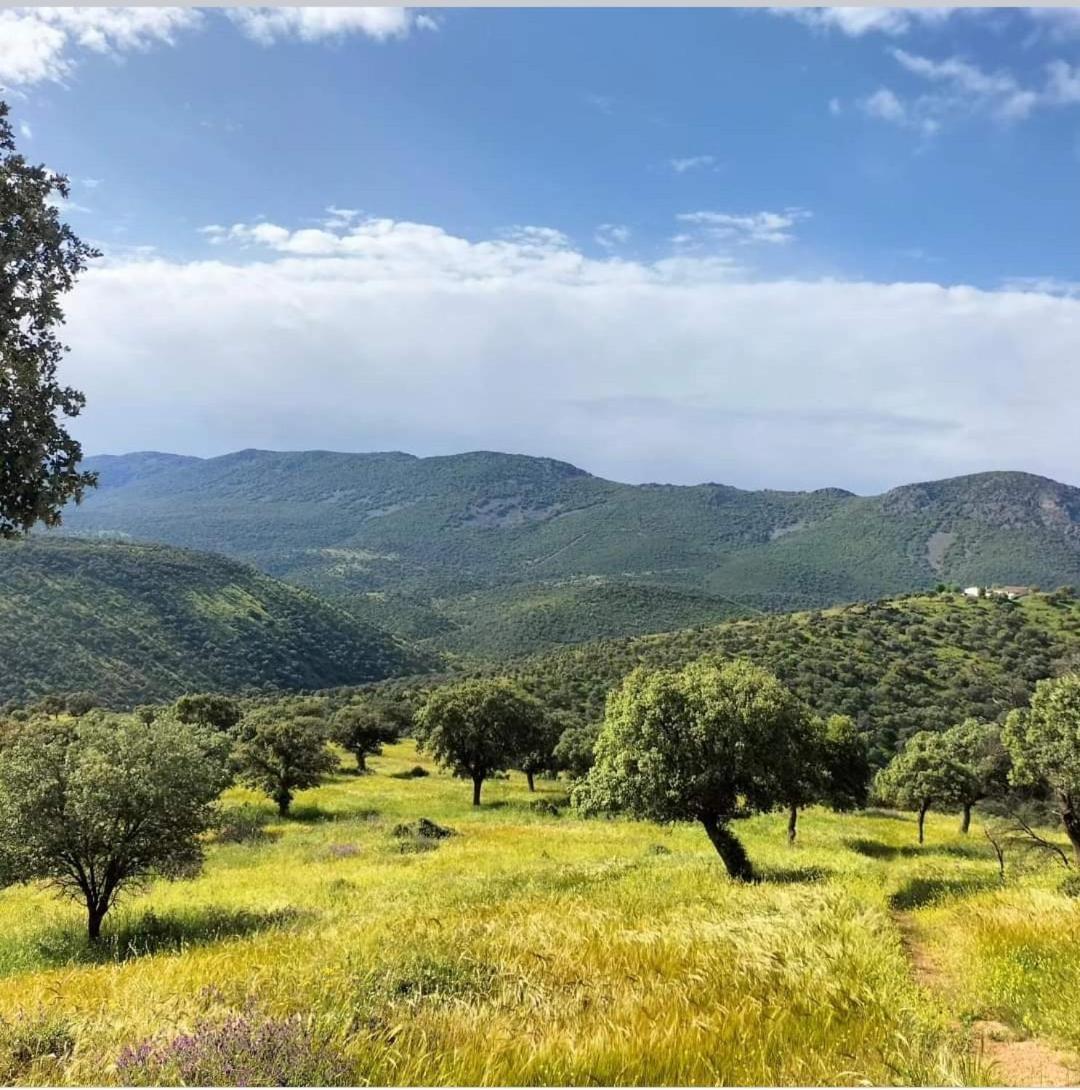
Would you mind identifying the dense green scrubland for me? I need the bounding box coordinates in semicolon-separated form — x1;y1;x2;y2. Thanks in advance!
0;741;1075;1086
0;538;433;707
371;590;1080;765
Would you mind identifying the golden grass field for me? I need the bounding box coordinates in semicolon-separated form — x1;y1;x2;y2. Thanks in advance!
0;740;1077;1086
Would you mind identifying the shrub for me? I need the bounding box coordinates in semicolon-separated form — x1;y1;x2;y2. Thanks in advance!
1062;874;1080;899
116;1011;352;1086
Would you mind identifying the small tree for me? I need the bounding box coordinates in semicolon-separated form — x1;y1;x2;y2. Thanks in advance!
233;707;338;816
414;679;544;806
518;713;563;791
174;693;242;733
1;101;99;537
940;718;1011;833
330;701;401;772
782;713;872;844
574;659;815;880
0;712;230;940
873;731;969;843
1003;675;1080;864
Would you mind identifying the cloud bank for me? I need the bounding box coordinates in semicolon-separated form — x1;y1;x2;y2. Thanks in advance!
56;214;1080;494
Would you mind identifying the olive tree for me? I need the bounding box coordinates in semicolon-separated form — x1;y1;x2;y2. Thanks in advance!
1;101;99;537
414;679;544;806
1003;674;1080;864
573;659;815;880
873;731;969;843
233;704;338;816
0;712;230;940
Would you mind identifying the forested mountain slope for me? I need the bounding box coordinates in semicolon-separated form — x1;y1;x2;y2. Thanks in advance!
0;538;434;707
57;449;1080;655
372;590;1080;765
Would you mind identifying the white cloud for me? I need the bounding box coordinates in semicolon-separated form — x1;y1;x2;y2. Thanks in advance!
772;7;954;38
0;7;201;87
595;224;631;250
63;215;1080;492
82;177;102;189
856;50;1080;134
861;87;906;123
18;120;31;139
226;7;429;45
669;155;716;174
828;97;842;116
677;209;810;245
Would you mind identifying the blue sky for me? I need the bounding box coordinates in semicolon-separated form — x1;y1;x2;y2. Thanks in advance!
4;7;1080;491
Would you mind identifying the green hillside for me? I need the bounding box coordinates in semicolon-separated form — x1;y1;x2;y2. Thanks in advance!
0;538;434;707
371;590;1080;765
55;449;1080;655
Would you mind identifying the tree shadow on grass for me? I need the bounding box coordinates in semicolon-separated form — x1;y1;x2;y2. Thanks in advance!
757;864;833;885
845;837;903;860
287;804;338;823
33;905;309;968
888;875;1000;911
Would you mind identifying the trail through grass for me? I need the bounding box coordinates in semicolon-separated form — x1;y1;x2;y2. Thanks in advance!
0;741;1075;1085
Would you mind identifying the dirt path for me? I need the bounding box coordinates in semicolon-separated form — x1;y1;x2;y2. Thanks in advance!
892;910;1080;1087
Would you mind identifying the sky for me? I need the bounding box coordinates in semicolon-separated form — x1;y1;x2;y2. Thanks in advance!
3;5;1080;493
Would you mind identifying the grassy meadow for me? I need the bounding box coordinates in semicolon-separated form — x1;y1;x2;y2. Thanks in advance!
0;740;1077;1086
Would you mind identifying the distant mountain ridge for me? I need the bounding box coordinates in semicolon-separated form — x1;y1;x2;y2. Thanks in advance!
55;448;1080;656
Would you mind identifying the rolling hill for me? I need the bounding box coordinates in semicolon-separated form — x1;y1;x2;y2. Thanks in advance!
54;448;1080;656
0;537;435;707
371;589;1080;766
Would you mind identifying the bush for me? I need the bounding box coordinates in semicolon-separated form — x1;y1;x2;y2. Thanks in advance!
390;818;454;853
115;1011;352;1086
391;765;429;779
1061;874;1080;899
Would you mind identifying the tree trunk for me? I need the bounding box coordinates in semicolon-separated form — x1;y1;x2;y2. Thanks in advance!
357;752;367;772
918;802;929;844
526;770;535;792
276;788;291;817
1062;794;1080;866
87;903;105;942
960;802;972;835
787;803;798;844
472;775;483;807
701;816;755;881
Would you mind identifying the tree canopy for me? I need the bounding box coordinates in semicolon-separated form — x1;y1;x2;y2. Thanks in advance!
0;101;99;537
0;712;230;939
1003;674;1080;863
873;731;970;843
573;658;814;880
414;679;545;805
233;703;338;816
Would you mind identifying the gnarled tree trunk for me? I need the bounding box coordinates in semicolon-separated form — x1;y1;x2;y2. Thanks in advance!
918;801;929;844
1061;792;1080;866
701;816;755;881
472;775;483;807
787;803;798;844
526;771;535;792
960;802;972;835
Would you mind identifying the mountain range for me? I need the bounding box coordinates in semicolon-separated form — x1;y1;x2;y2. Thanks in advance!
52;449;1080;658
